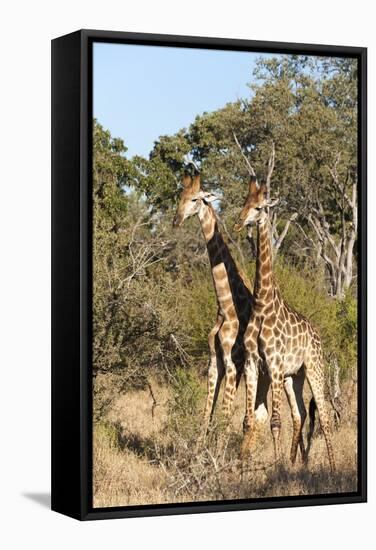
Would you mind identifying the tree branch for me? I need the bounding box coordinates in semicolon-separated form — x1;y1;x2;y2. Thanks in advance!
274;212;298;253
232;132;256;177
265;141;275;199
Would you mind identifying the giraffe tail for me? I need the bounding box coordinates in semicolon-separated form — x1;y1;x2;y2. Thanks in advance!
305;397;316;461
309;397;316;429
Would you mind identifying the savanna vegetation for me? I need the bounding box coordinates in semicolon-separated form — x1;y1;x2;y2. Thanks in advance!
93;54;358;507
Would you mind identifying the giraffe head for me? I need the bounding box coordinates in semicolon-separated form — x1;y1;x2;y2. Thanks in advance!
172;171;218;227
233;176;278;232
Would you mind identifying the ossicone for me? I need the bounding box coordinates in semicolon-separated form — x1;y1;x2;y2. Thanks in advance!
182;173;192;188
249;175;259;193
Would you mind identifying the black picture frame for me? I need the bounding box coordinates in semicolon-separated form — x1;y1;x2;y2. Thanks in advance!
51;29;367;521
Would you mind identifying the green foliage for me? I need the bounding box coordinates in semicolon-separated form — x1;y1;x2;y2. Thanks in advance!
169;367;205;418
335;290;358;372
131;131;191;210
177;270;217;357
94;421;120;451
167;367;205;442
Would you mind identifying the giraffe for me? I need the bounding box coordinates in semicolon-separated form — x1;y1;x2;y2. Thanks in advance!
173;171;253;434
234;175;335;472
173;170;310;459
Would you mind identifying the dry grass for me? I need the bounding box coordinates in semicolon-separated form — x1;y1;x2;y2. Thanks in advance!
93;375;358;508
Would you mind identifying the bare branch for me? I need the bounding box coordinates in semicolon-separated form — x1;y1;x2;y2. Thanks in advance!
146;380;159;419
265;141;275;198
296;222;318;251
232;132;256;176
307;215;336;274
274;212;298;253
314;200;340;260
328;154;355;213
328;152;341;185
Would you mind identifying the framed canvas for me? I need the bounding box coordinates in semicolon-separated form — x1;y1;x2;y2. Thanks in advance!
51;29;367;520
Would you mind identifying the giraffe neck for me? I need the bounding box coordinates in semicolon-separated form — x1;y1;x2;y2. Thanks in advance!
198;202;217;244
198;202;251;319
253;217;274;305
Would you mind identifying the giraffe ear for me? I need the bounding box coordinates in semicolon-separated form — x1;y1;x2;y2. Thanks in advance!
193;190;220;203
266;197;280;208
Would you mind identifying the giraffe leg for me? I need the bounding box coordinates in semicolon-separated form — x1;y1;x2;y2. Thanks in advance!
210;354;225;422
306;396;316;461
201;315;224;437
254;369;270;426
283;376;301;464
295;372;308;464
200;353;225;444
219;320;239;421
221;353;237;421
284;368;307;465
305;360;336;472
268;357;284;465
242;367;270;455
241;352;259;458
217;348;237;458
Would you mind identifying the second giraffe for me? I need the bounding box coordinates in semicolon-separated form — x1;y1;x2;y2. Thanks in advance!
234;175;335;472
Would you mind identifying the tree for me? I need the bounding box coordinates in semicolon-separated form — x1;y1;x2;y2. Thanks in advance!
128;55;357;298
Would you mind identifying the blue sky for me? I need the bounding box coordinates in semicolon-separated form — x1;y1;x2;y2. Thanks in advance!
93;43;266;159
